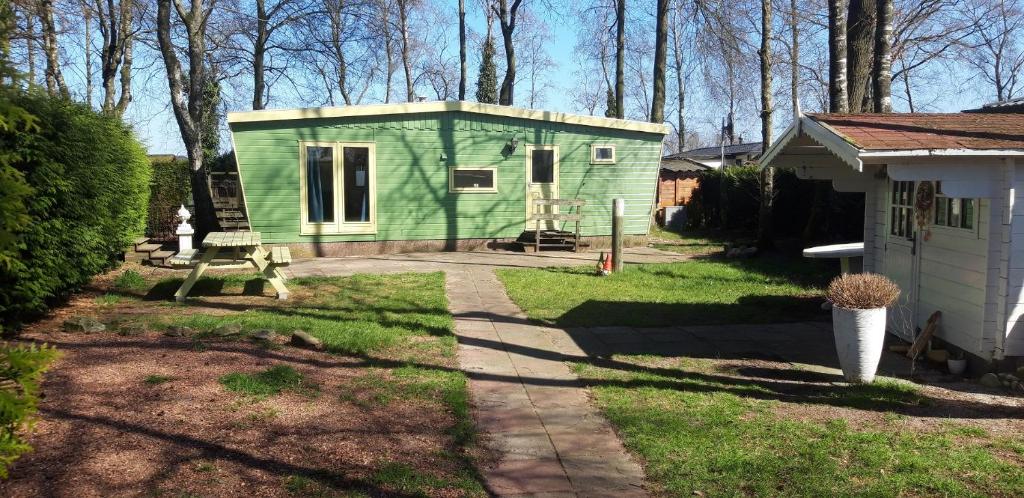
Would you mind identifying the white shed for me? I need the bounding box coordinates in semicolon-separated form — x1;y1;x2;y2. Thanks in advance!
762;112;1024;364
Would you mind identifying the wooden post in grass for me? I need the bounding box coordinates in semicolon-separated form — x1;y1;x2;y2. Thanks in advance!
612;198;624;272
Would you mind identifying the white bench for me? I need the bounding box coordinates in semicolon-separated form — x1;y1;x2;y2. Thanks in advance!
168;248;199;267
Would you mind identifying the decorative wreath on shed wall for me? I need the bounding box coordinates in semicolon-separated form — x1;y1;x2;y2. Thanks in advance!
915;181;935;239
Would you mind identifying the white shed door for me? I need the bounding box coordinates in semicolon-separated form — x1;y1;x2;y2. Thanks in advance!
884;180;919;342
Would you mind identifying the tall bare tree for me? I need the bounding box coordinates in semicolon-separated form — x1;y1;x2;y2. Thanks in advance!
90;0;138;116
494;0;522;105
962;0;1024;102
789;0;798;112
156;0;218;233
846;0;875;111
757;0;773;248
670;0;687;150
872;0;892;111
38;0;67;97
614;0;624;118
458;0;465;100
396;0;415;101
828;0;848;112
650;0;668;123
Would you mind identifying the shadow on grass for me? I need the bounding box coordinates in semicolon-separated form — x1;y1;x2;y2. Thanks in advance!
553;295;826;328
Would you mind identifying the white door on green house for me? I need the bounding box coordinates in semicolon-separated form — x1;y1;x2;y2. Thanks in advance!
526;145;559;231
885;180;920;342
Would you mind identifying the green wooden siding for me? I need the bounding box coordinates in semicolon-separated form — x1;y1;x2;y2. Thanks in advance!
230;110;664;244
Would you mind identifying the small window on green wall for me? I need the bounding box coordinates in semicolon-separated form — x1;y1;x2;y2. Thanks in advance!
450;167;497;193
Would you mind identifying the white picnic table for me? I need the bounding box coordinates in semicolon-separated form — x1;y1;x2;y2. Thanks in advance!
173;231;291;302
802;241;864;274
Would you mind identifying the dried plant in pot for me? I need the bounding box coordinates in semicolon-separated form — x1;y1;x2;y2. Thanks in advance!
826;273;900;383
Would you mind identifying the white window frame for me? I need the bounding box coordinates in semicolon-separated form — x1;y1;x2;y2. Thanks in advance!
932;187;979;235
590;144;616;164
449;166;498;193
298;141;377;235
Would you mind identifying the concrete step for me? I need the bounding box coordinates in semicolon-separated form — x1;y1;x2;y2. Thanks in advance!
133;237;151;250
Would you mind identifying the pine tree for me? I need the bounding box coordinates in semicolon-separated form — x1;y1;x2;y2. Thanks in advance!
604;87;616;118
476;36;498;104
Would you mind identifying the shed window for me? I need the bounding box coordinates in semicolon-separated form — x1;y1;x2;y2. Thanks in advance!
889;180;914;239
591;144;616;164
450;167;497;192
934;182;975;230
305;146;335;223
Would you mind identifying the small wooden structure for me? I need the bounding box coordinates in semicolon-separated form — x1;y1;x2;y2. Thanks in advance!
522;198;585;252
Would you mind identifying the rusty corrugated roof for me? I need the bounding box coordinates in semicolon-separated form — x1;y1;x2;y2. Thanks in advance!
807;113;1024;151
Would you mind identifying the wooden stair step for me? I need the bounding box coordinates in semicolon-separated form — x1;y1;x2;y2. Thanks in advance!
147;250;176;263
136;243;163;254
133;236;151;247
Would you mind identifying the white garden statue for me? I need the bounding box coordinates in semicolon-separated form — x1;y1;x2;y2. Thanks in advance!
176;205;194;252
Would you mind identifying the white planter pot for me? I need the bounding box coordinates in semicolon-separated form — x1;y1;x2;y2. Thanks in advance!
947;358;968;376
832;306;887;383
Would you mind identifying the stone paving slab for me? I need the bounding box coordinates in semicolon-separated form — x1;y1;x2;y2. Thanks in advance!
444;266;649;497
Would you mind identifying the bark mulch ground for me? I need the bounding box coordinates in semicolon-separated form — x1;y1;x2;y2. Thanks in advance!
0;265;487;498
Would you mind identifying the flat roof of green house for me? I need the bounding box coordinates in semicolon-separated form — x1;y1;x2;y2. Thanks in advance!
226;101;670;135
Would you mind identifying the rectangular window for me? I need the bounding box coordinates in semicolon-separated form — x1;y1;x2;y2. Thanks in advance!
531;149;555;183
343;146;371;222
305;146;334;223
889;180;914;238
450;167;497;192
933;183;976;230
300;142;376;234
591;144;616;164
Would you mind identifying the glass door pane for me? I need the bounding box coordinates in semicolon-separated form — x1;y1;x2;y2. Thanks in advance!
306;146;334;223
343;146;370;222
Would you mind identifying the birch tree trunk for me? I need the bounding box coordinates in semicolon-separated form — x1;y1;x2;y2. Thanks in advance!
328;0;352;105
97;0;135;117
872;0;892;112
828;0;848;112
614;0;624;118
38;0;69;98
758;0;774;249
458;0;466;100
649;0;668;123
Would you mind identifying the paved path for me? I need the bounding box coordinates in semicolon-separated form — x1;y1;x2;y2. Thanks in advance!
287;249;671;496
447;267;646;497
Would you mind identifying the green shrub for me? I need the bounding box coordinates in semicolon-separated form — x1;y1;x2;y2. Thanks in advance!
146;157;191;241
113;269;146;291
0;92;151;330
0;342;59;478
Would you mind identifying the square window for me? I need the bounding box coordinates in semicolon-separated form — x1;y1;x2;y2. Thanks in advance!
591;145;616;164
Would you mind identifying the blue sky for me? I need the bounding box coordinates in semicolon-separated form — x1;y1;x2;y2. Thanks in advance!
56;0;992;156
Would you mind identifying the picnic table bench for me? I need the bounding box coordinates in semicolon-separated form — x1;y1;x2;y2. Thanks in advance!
173;231;291;302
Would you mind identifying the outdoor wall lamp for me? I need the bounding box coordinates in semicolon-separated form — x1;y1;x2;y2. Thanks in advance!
508;136;519;153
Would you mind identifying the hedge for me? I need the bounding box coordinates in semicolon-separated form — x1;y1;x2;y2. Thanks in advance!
686;166;864;243
146;157;191;241
0;92;151;330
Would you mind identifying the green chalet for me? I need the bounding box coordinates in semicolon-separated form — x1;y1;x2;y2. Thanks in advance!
227;102;668;256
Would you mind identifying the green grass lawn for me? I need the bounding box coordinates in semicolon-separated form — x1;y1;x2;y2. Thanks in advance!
497;256;832;328
573;357;1024;497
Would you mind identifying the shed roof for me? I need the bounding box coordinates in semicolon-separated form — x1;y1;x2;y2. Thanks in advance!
227;101;669;135
808;113;1024;151
665;142;762;160
660;157;712;172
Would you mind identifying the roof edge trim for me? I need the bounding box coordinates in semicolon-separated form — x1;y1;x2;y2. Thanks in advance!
226;101;669;135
